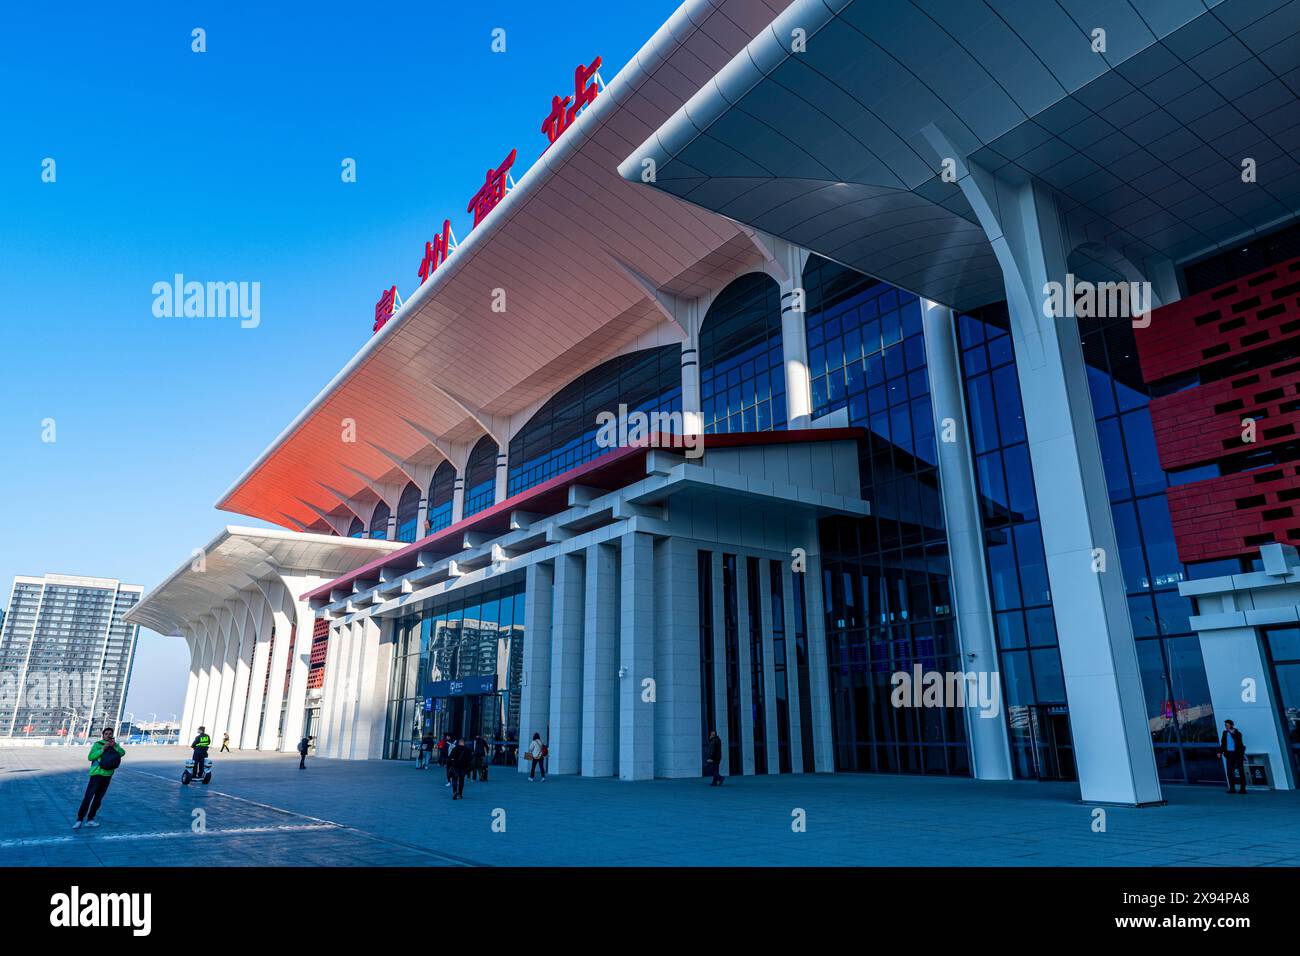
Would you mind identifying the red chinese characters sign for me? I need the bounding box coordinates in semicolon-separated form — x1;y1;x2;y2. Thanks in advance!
373;285;398;335
541;56;602;148
466;149;518;229
419;219;454;284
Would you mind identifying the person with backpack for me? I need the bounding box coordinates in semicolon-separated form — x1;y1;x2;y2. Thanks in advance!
418;732;434;769
527;732;547;781
297;736;310;769
472;734;489;781
73;727;124;829
448;738;471;799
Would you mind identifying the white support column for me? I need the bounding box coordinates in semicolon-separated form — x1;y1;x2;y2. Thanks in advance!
619;532;655;780
200;618;225;734
451;474;466;525
257;578;294;752
711;552;729;775
950;158;1162;805
224;599;255;749
800;549;835;773
241;594;274;750
920;297;1014;781
654;536;702;778
758;559;781;772
680;299;703;438
519;561;554;772
212;604;240;745
776;242;813;429
278;574;331;750
318;620;348;758
494;448;509;507
782;567;805;773
352;616;388;759
178;628;202;742
581;542;619;777
735;554;756;775
548;551;585;774
190;629;212;742
416;496;430;538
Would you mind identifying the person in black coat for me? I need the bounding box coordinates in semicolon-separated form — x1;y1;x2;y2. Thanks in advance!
1216;720;1247;793
448;738;472;799
704;730;725;786
297;736;310;769
472;734;489;781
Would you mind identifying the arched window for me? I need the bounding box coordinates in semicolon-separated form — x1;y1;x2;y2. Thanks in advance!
395;482;421;543
462;436;498;518
347;516;364;538
507;345;681;496
369;501;391;539
700;273;784;433
426;461;455;534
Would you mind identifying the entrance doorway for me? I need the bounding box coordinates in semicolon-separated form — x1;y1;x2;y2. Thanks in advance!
1028;704;1076;781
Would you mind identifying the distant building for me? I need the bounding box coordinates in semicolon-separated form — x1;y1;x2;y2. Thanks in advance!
0;574;142;738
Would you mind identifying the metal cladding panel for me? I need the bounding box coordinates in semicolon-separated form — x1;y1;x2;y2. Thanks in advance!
1134;254;1300;562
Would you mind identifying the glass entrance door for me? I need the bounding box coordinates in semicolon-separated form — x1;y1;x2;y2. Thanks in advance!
1028;704;1076;781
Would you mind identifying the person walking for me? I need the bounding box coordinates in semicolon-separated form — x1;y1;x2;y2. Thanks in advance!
73;727;124;829
1217;719;1248;794
705;730;725;786
448;737;471;799
191;726;212;779
527;732;547;781
472;734;489;782
297;735;310;770
418;732;434;770
220;732;231;753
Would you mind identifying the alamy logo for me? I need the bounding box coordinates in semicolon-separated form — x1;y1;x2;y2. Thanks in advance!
1042;274;1151;329
594;404;703;459
890;666;1001;718
152;274;260;328
50;886;151;937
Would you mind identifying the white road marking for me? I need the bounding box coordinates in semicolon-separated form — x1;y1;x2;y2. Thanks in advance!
0;823;338;850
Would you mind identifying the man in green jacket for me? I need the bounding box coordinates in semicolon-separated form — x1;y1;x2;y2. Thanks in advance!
73;727;124;829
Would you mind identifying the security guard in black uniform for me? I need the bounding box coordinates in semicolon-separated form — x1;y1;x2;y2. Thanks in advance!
191;726;212;778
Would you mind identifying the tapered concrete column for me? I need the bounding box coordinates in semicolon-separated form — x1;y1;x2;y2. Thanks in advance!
241;596;274;750
179;629;202;741
780;264;813;428
260;602;294;752
654;536;702;778
519;561;554;772
921;298;1014;781
548;552;585;774
757;559;781;772
735;555;756;774
279;574;331;749
800;549;836;773
385;514;398;540
341;616;368;758
190;630;212;741
581;543;618;776
212;605;240;744
416;496;429;538
952;161;1162;805
225;598;257;748
201;620;225;733
619;532;655;780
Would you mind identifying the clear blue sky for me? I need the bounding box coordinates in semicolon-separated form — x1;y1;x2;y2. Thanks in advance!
0;1;680;722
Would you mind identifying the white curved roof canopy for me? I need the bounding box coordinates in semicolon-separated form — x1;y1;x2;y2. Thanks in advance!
621;0;1300;310
217;0;794;531
124;527;401;635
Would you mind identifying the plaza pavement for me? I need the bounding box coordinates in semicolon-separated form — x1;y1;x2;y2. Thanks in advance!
2;745;1298;867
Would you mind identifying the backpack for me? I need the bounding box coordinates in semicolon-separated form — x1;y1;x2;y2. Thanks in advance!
97;745;122;771
539;743;549;758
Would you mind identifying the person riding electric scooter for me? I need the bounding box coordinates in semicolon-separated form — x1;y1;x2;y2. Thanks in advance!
190;727;212;780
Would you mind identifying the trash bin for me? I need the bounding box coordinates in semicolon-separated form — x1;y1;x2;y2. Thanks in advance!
1246;753;1272;790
